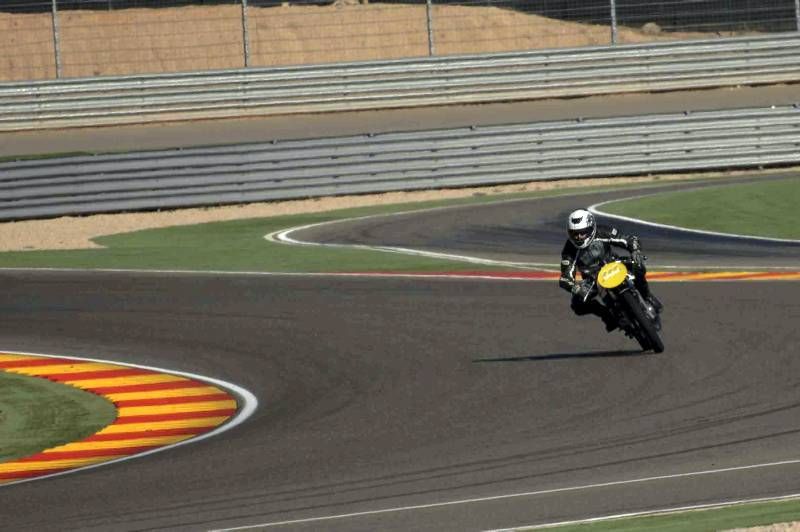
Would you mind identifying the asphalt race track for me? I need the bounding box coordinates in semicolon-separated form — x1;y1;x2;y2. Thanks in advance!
2;177;800;531
297;173;800;270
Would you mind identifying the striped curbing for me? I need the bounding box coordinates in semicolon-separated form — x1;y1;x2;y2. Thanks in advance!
0;353;240;484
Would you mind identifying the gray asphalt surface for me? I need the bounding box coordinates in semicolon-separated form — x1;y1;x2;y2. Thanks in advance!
2;178;800;531
298;173;800;269
1;84;798;157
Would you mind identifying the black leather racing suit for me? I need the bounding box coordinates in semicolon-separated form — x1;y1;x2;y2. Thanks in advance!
559;225;653;327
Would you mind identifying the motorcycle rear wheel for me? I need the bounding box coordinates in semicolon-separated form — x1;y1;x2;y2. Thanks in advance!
621;291;665;353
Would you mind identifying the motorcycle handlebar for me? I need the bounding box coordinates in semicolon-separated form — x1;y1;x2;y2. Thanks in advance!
613;254;648;264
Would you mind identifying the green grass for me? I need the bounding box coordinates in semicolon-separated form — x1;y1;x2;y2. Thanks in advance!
0;371;117;462
600;176;800;240
537;498;800;531
0;210;496;273
0;179;709;273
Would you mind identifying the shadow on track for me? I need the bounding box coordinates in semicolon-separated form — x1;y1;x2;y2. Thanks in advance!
474;349;644;363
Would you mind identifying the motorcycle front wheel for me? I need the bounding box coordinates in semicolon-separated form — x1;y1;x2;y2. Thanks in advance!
621;290;665;353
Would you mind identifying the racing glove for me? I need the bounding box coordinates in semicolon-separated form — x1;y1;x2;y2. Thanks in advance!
572;281;591;300
632;250;645;269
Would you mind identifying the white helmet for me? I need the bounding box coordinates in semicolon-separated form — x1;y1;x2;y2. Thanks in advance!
567;209;596;249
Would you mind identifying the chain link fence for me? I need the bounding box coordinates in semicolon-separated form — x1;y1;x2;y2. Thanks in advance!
2;0;799;81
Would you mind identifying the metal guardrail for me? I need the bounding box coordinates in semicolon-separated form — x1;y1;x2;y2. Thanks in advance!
1;34;799;131
0;104;798;220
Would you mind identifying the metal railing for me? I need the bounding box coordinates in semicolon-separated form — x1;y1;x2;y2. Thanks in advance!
0;104;797;220
2;33;799;131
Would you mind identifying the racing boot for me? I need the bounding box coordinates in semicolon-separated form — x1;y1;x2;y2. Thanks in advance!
636;280;663;330
636;277;662;314
603;317;619;332
599;308;619;332
647;294;663;314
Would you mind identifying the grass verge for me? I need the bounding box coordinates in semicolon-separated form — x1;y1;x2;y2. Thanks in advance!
0;178;718;272
537;498;800;531
0;371;117;462
0;210;498;272
599;176;800;240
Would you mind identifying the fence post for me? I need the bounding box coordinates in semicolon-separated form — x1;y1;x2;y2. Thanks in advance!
609;0;618;44
795;0;800;31
426;0;435;56
241;0;251;67
51;0;62;78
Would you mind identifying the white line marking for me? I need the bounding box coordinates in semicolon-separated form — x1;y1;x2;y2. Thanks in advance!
1;180;795;276
0;267;554;281
0;349;258;489
266;184;800;272
7;262;800;280
263;180;749;272
486;492;800;531
6;266;799;282
268;221;545;270
264;207;552;271
270;224;800;272
209;458;800;531
265;184;653;248
589;191;800;244
2;180;798;278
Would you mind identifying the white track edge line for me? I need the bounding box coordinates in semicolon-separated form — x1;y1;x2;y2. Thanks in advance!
0;349;258;489
0;267;557;280
263;203;553;271
486;492;800;531
267;222;546;271
262;180;741;272
2;267;800;279
589;191;800;244
209;458;800;531
1;181;796;275
1;179;794;275
266;182;800;271
268;224;800;273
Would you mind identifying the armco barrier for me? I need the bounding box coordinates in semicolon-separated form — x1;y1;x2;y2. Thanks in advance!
1;34;799;131
0;105;798;220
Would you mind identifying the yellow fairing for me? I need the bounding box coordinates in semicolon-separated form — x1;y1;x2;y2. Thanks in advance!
598;261;628;288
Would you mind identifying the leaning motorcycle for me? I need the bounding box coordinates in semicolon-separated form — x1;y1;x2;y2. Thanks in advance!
585;256;664;353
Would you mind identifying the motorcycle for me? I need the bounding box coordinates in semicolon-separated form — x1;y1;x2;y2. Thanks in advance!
584;255;664;353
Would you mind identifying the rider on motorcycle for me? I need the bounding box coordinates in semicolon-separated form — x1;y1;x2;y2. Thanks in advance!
559;209;661;331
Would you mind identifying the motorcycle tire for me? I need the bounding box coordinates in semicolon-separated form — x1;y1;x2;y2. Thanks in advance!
621;290;665;353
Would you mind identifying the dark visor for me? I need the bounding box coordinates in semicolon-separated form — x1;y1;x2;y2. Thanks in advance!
570;229;590;242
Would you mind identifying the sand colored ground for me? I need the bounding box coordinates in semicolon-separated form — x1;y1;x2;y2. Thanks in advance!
0;168;791;252
1;3;733;81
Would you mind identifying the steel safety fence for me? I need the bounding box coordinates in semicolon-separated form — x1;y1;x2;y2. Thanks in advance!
2;34;799;131
1;0;799;81
0;105;797;220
